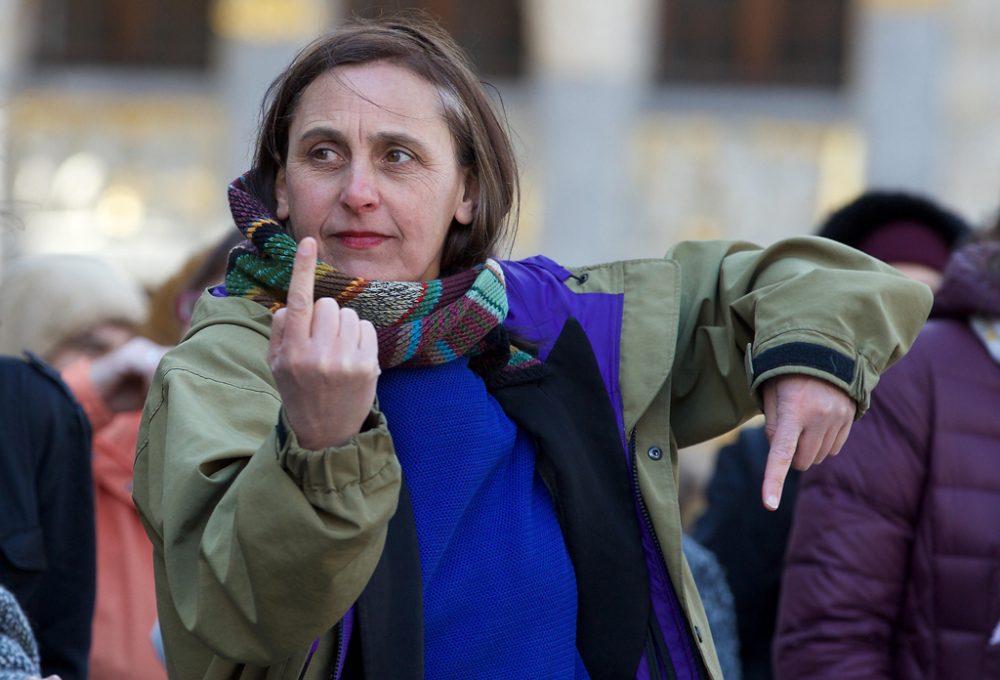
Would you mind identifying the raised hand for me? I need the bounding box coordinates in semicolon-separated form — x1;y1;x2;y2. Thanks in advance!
88;336;170;412
760;374;856;510
268;237;381;450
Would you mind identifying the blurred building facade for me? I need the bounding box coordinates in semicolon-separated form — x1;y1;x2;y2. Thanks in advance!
1;0;999;285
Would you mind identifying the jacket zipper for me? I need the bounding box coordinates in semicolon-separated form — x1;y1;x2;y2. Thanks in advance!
629;427;680;680
295;622;343;680
328;621;345;680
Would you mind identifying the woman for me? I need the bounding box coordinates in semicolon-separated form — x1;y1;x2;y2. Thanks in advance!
774;221;1000;678
133;16;932;680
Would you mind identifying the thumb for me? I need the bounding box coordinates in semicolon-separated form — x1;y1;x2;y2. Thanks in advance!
761;416;801;511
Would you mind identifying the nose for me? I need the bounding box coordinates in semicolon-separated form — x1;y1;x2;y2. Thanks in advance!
340;161;379;214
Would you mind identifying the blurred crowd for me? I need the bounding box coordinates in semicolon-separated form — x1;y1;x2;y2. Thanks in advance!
1;185;999;679
0;230;239;680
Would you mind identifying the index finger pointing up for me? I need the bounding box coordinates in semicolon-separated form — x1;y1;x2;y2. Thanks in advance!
283;236;318;341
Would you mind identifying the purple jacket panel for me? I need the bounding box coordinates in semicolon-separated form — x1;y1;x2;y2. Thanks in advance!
503;256;625;445
503;256;703;680
775;319;1000;680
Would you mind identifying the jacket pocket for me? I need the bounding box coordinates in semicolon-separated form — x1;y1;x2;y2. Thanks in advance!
0;526;48;572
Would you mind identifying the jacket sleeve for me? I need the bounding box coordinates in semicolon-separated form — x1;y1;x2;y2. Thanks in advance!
132;323;401;665
6;358;96;680
666;236;932;447
772;336;931;679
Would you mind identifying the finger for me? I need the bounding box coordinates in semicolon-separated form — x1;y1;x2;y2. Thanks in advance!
283;237;318;341
268;307;288;364
829;419;852;457
762;418;801;511
310;297;341;345
762;381;779;442
336;307;361;349
810;424;840;467
791;423;825;472
359;320;380;372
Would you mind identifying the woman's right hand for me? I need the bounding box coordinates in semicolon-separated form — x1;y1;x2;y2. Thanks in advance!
268;237;381;450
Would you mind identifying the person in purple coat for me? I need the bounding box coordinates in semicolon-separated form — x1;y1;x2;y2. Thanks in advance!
774;217;1000;679
692;190;972;680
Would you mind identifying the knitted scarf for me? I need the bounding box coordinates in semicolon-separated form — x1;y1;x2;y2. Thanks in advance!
223;175;543;386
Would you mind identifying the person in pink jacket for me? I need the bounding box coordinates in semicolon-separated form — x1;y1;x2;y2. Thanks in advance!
0;255;168;680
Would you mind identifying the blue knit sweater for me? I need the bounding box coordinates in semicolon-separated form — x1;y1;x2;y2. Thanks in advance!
377;358;588;679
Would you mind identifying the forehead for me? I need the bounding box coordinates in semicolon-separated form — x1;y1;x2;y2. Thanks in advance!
291;61;448;133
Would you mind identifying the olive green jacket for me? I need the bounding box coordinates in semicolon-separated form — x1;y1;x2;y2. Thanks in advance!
134;237;932;680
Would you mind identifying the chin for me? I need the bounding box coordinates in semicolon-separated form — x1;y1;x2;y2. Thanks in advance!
330;260;398;281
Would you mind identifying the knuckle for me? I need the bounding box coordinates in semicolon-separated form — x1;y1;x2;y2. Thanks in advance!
769;445;795;465
284;355;308;374
316;353;342;375
791;457;813;471
285;291;312;311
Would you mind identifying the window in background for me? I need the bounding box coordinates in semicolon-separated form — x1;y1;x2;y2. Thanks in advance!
346;0;524;78
34;0;211;69
659;0;850;87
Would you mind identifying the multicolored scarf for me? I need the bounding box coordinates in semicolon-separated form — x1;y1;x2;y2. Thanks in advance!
223;175;543;386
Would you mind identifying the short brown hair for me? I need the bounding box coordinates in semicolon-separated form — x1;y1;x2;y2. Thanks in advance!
247;13;519;274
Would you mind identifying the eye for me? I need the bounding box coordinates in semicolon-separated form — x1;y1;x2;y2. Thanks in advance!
385;148;414;164
310;146;342;162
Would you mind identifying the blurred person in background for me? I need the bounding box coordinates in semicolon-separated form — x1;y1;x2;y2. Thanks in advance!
0;255;168;680
132;15;931;680
774;215;1000;678
0;352;94;680
692;190;972;680
682;536;741;680
140;230;245;347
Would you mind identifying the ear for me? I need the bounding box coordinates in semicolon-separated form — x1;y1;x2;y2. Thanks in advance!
454;171;478;226
275;167;290;221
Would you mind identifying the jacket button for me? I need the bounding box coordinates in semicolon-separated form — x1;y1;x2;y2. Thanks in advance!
694;625;703;643
647;446;663;461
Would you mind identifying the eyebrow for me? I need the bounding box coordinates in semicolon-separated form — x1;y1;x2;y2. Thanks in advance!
295;126;432;157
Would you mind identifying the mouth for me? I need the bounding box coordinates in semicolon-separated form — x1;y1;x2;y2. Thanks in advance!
333;231;391;250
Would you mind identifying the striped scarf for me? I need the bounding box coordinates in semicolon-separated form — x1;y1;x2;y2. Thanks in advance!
223;175;542;386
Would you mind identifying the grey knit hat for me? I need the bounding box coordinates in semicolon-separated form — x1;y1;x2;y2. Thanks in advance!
0;585;41;679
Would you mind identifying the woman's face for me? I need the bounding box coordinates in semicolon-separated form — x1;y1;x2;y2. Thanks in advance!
47;322;133;371
275;61;476;281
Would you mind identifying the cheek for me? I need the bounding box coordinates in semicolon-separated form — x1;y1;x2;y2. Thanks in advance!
286;189;323;237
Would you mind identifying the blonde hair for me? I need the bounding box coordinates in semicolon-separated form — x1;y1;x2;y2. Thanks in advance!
0;254;147;360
